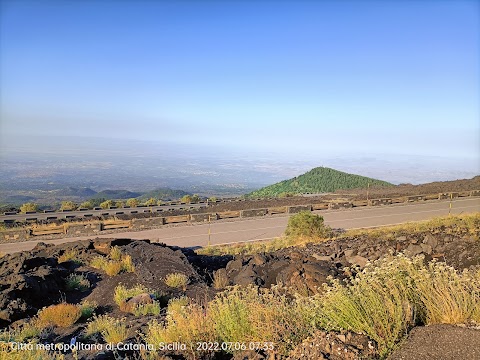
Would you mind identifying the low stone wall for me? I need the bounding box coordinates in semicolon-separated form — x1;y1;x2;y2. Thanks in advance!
165;215;189;224
287;205;312;213
329;202;353;209
312;203;329;210
268;206;287;214
190;213;218;222
217;211;241;219
240;209;267;217
406;195;425;202
368;198;392;206
471;190;480;197
1;229;30;243
131;217;165;229
66;223;103;235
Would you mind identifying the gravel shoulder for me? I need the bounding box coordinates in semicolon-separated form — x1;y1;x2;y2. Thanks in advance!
388;324;480;360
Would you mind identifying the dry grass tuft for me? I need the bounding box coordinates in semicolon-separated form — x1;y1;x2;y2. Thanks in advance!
113;284;161;316
132;302;161;316
36;303;82;328
90;247;135;276
164;273;188;290
104;261;123;276
109;246;122;261
0;320;45;343
213;270;229;289
85;315;129;343
114;284;150;306
142;253;480;358
58;249;81;264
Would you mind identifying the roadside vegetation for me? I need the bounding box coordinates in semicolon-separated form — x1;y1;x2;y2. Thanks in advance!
65;273;90;292
100;199;115;209
57;249;81;264
60;201;76;211
198;211;333;256
198;213;480;256
114;283;162;316
143;254;480;358
164;272;189;290
19;202;39;213
90;246;135;276
85;315;130;343
345;213;480;239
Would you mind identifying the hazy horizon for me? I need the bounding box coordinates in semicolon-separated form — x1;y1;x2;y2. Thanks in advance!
1;0;479;189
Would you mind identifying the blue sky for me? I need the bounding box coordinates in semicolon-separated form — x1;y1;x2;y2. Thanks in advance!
1;0;479;160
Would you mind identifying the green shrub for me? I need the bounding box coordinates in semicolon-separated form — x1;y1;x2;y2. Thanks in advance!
65;273;90;292
144;198;157;206
19;202;39;213
79;301;97;319
180;195;192;203
60;201;76;211
100;199;114;209
79;200;94;209
285;211;332;239
213;270;229;289
126;198;139;207
85;315;114;338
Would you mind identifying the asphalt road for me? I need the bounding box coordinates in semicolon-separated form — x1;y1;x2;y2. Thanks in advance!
1;198;478;254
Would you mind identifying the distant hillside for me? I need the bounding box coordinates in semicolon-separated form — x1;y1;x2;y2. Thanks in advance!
138;188;191;201
53;187;97;197
248;167;393;198
91;189;142;200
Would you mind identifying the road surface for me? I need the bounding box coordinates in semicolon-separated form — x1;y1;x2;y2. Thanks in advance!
1;198;478;254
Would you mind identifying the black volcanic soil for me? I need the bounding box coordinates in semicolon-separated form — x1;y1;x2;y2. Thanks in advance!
388;324;480;360
0;224;479;359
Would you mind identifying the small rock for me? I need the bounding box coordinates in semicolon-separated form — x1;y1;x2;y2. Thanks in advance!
423;234;438;249
93;242;111;255
406;244;423;257
312;254;332;262
347;255;368;268
122;293;154;313
420;244;433;255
